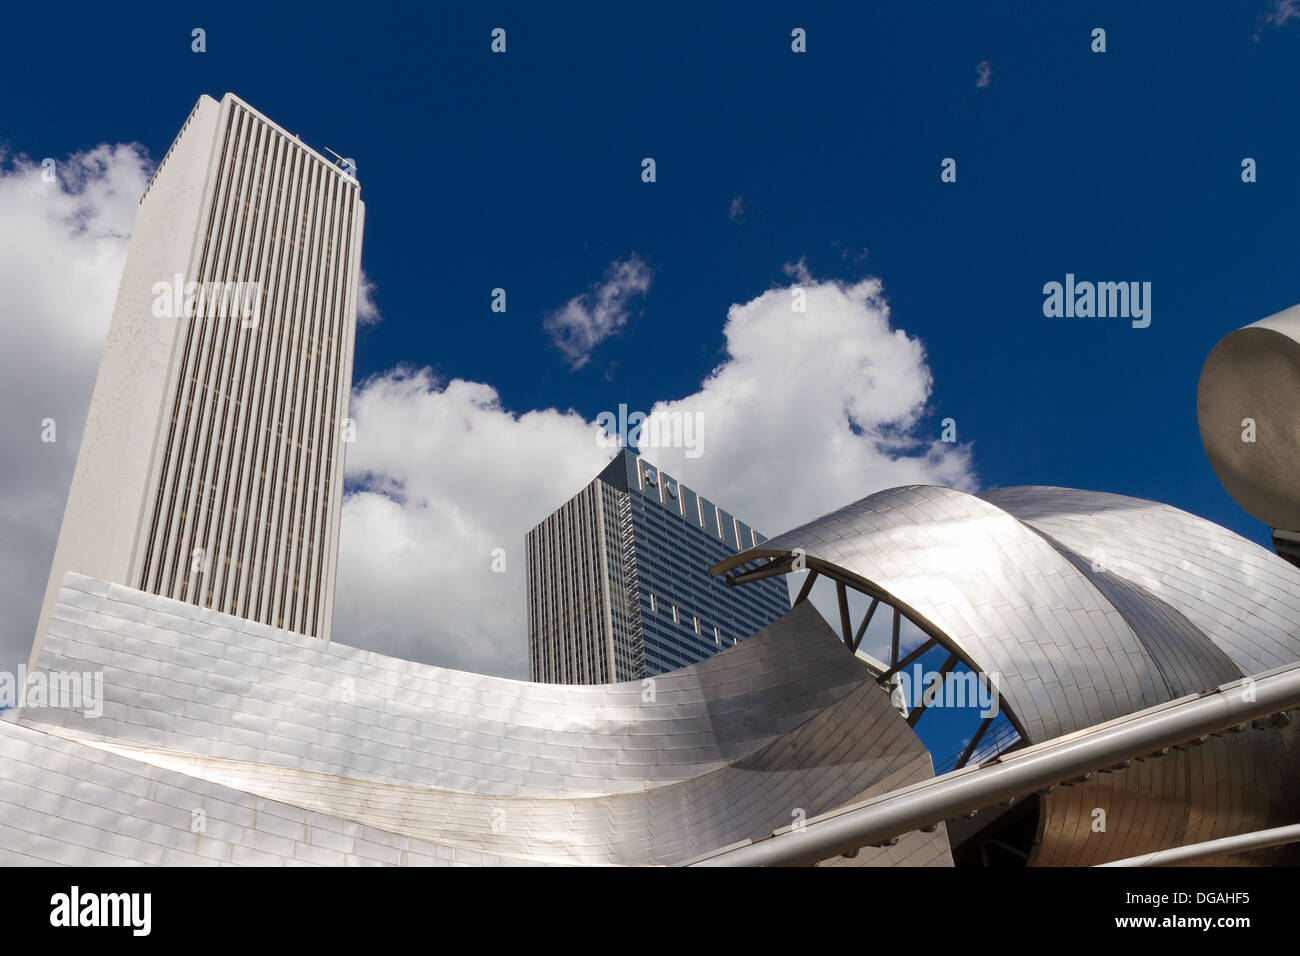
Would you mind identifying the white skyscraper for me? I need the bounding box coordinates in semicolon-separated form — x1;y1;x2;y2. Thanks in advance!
32;93;364;667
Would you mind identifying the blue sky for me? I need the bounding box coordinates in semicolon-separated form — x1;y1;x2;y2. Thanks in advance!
5;1;1294;538
1;3;1298;694
10;1;1294;541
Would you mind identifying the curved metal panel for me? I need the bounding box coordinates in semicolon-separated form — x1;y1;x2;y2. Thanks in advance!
12;476;1300;868
712;484;1168;741
27;576;869;797
2;572;949;867
1035;531;1243;695
1197;303;1300;531
712;483;1300;866
1035;730;1299;867
982;486;1300;675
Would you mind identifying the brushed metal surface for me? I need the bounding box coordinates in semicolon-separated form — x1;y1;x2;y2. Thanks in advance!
1;572;948;867
1197;304;1300;531
712;483;1300;865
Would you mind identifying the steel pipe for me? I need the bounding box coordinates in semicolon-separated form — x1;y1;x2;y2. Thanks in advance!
1097;823;1300;867
686;662;1300;866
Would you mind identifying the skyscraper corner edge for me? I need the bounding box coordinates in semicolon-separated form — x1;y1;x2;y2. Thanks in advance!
32;94;365;668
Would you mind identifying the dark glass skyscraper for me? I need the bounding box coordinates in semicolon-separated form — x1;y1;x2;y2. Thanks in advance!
526;449;791;683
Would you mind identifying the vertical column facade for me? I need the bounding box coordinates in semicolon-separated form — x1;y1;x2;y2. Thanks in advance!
134;95;363;639
34;93;362;669
526;450;788;685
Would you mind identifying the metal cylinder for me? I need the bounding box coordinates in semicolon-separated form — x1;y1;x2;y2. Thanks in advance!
1198;303;1300;531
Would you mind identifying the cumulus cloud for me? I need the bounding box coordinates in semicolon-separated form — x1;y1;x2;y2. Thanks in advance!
728;196;746;223
636;272;975;538
1;144;975;681
544;254;651;369
975;60;993;89
0;144;152;672
336;270;973;676
334;370;609;675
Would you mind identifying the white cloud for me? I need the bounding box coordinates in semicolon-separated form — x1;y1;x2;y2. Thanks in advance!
729;196;746;223
337;271;973;677
637;272;975;539
782;257;813;284
0;145;975;682
975;60;993;89
0;144;151;672
1267;0;1300;26
544;254;650;369
1255;1;1298;39
334;370;609;675
357;269;381;324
